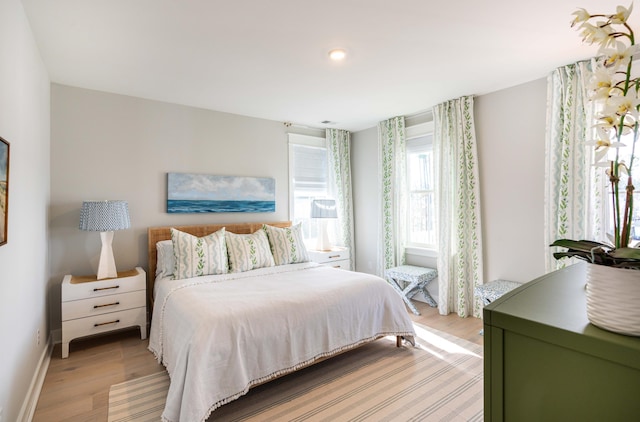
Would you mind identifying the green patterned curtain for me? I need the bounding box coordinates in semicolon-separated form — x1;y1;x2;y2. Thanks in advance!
377;116;407;277
326;128;355;269
544;61;601;273
434;96;484;318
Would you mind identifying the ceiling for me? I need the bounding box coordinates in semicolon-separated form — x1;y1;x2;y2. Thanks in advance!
21;0;634;132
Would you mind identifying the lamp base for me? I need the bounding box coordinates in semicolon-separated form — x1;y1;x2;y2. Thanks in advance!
315;220;332;251
97;231;118;279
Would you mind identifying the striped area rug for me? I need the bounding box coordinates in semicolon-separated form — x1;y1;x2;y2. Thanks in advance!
108;324;483;421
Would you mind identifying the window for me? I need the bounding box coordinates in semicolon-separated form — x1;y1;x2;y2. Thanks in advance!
603;131;640;241
288;134;328;246
406;125;436;249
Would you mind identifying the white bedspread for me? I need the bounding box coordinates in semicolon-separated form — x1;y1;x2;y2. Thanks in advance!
148;262;415;422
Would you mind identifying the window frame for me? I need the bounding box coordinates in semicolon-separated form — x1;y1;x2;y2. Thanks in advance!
405;121;437;253
288;133;328;248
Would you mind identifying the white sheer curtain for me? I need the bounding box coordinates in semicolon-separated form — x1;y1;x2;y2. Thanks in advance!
545;61;601;273
326;128;355;269
434;96;484;318
377;116;407;277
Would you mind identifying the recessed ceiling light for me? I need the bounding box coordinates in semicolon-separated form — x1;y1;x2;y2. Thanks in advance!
328;49;346;61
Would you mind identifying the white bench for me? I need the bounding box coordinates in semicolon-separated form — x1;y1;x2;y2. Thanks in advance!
475;279;522;335
475;279;522;306
385;265;438;315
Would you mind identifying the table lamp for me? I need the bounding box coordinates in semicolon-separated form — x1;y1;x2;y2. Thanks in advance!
311;199;337;251
79;200;130;279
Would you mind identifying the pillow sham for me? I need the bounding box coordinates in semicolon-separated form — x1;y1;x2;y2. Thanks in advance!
156;239;175;279
171;227;228;279
262;223;309;266
225;230;275;273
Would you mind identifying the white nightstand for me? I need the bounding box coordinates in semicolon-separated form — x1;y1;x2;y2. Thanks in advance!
61;267;147;358
308;247;351;270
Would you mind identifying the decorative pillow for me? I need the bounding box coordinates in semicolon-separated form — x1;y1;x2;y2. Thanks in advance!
262;223;309;266
171;227;228;279
225;230;275;273
156;240;175;278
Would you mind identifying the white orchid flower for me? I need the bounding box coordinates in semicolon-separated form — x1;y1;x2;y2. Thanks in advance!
595;114;619;130
588;68;615;99
601;161;630;178
620;123;635;135
610;4;634;24
600;43;640;67
602;41;634;69
583;137;610;150
619;161;630;175
594;113;634;137
571;8;591;26
586;127;626;164
606;91;640;118
580;22;614;46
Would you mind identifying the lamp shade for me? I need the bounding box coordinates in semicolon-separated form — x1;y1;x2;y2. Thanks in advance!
79;200;130;232
310;199;337;219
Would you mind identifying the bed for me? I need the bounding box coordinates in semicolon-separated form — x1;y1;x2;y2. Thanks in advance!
147;221;416;422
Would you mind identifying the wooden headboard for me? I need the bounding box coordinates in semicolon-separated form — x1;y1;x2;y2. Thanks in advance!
147;221;291;304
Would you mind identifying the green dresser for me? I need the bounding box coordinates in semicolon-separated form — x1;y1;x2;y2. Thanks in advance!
483;262;640;421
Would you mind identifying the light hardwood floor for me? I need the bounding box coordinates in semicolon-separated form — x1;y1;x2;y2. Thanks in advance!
33;301;484;422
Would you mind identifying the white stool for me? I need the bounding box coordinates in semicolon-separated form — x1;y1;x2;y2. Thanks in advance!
385;265;438;315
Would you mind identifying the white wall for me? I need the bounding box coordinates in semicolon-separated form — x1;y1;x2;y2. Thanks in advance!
0;0;51;420
475;78;547;283
352;78;548;294
351;126;379;275
49;85;291;333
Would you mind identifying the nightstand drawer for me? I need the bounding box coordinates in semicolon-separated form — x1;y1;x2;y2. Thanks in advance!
324;259;350;269
62;290;146;321
62;307;146;344
62;267;145;301
308;248;350;264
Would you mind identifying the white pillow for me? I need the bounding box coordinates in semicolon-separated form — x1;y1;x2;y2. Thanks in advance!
171;227;228;279
155;239;175;278
226;230;275;273
262;223;309;266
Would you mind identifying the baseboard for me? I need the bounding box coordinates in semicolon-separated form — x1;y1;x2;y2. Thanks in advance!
18;332;53;422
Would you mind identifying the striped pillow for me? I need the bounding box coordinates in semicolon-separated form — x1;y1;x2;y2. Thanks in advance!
262;223;309;266
226;230;275;273
171;228;228;279
155;240;175;279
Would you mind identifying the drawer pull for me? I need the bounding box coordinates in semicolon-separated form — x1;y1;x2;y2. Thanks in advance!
94;301;120;309
328;255;340;259
93;285;119;292
94;319;120;327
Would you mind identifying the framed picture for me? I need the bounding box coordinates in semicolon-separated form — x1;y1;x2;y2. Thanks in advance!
0;137;9;246
167;173;275;213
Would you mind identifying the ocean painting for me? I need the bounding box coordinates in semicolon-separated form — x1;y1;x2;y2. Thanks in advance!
167;173;275;214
